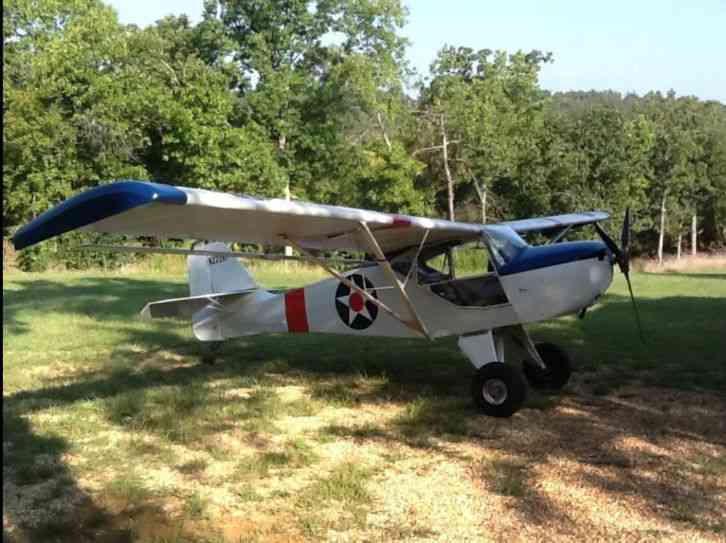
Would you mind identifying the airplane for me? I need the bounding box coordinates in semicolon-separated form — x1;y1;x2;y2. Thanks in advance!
11;180;641;417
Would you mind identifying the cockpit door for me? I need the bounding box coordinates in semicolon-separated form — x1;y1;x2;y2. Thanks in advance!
480;225;537;323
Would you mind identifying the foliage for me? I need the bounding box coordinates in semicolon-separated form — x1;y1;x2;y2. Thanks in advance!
3;0;726;264
15;231;135;272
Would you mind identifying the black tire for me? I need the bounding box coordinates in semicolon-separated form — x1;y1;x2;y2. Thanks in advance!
200;342;222;365
471;363;527;418
523;342;571;390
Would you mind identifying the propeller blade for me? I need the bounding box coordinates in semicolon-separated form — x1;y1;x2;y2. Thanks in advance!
624;271;645;344
621;207;631;252
620;207;631;275
594;222;622;262
596;210;644;343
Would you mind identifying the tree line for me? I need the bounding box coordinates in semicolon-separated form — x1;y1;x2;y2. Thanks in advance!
4;0;725;269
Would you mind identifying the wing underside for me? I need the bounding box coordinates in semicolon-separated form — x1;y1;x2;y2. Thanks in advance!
12;180;609;255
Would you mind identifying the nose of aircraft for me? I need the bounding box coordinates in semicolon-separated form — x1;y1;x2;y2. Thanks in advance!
590;246;615;295
498;240;609;276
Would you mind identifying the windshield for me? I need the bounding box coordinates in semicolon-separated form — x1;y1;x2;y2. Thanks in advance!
481;225;528;267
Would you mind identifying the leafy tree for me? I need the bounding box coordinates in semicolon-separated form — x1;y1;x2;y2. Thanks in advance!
4;0;725;266
210;0;410;202
415;46;552;222
3;0;145;228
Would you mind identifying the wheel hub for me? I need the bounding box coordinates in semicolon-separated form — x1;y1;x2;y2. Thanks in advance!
482;378;508;405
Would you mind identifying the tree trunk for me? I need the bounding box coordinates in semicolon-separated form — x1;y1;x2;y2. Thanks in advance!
657;194;666;266
376;111;392;151
677;232;682;260
473;179;487;224
440;114;454;222
439;114;455;278
691;213;697;256
279;134;292;257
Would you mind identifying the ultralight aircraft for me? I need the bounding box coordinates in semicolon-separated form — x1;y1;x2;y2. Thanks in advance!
12;181;641;417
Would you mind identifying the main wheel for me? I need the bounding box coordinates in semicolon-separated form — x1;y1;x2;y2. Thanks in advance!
200;342;223;365
471;363;527;418
523;342;571;390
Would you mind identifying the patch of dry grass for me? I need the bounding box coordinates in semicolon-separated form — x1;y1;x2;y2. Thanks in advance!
4;370;726;542
4;268;726;542
635;253;726;273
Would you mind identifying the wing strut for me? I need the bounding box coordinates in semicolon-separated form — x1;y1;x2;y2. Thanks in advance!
281;235;429;339
82;244;371;267
357;222;432;340
403;228;430;288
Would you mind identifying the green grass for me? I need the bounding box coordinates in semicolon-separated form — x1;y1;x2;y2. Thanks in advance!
184;491;209;519
3;262;726;540
105;474;153;511
233;438;318;481
299;462;375;506
296;462;376;536
477;458;530;497
392;396;471;445
535;269;726;392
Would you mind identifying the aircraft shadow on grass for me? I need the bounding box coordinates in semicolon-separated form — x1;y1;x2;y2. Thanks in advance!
4;275;726;540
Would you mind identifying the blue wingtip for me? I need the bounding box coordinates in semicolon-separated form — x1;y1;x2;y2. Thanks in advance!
11;180;187;250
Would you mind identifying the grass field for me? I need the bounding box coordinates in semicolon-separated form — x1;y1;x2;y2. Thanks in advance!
3;258;726;542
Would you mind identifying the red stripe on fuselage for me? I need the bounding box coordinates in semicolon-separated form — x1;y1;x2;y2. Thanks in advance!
372;216;412;232
284;288;309;333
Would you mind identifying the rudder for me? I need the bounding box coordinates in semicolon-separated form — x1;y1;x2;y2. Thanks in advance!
187;242;257;342
188;242;257;296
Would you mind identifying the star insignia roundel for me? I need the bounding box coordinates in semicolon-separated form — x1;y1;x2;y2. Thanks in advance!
335;274;378;330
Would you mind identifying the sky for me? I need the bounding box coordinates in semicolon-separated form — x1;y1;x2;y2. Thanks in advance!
108;0;726;103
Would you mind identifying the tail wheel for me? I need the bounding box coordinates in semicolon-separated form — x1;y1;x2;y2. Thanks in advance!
471;362;527;418
523;342;571;390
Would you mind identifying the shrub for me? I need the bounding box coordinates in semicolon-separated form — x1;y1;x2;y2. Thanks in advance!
15;231;137;271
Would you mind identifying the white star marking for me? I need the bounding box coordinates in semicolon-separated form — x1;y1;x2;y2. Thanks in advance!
336;289;374;325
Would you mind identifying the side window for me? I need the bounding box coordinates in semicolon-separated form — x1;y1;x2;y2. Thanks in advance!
418;242;507;307
418;247;452;284
418;242;492;284
451;241;492;278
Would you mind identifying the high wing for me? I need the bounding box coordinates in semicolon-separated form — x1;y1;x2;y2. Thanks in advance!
499;212;610;234
12;180;609;254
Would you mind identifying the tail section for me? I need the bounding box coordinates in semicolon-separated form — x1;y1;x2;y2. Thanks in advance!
141;242;259;342
187;242;257;341
188;242;257;296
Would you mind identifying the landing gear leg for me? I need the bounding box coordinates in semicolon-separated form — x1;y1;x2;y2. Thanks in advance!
458;331;527;417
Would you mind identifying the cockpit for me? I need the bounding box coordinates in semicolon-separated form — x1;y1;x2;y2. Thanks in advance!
391;229;528;308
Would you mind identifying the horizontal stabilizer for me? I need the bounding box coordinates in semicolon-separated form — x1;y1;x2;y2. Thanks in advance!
140;289;256;321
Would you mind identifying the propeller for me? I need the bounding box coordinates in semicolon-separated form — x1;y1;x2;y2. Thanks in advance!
594;208;645;343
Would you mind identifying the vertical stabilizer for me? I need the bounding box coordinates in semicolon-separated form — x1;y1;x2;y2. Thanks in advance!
187;242;257;341
187;242;257;296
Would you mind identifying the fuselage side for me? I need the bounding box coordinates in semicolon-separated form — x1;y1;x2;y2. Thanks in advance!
197;240;614;341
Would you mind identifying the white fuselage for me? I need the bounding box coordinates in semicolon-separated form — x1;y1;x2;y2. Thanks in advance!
194;255;613;341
